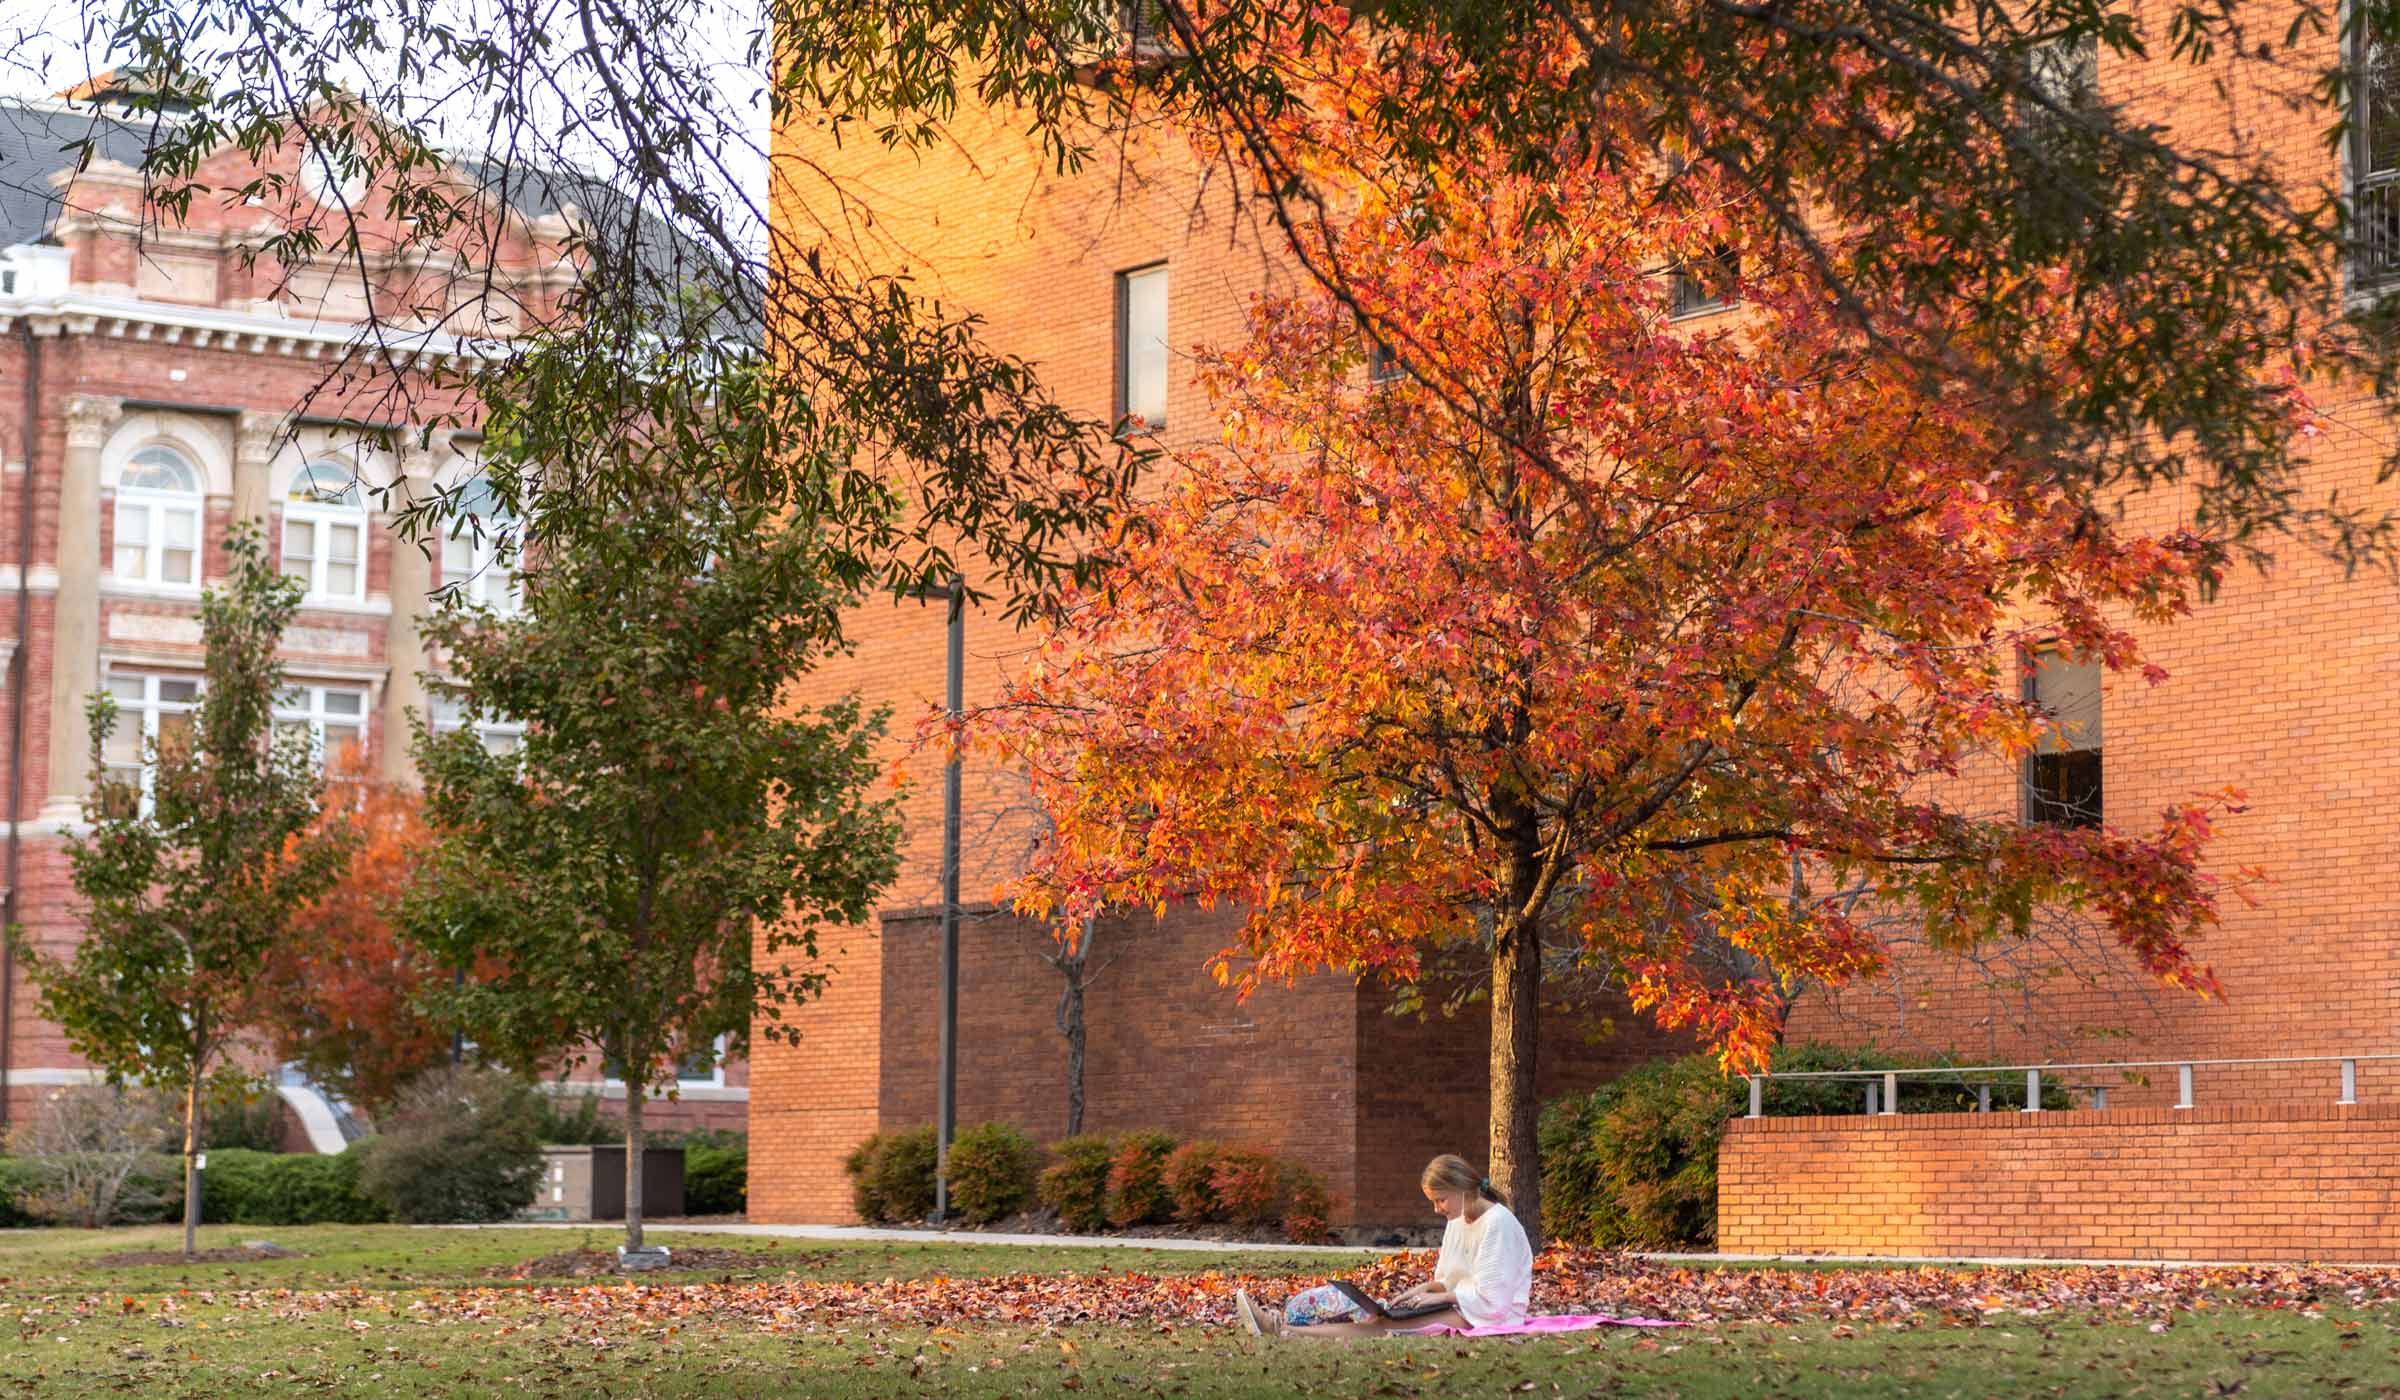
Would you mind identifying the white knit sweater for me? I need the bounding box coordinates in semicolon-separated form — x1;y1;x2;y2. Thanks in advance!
1432;1202;1533;1327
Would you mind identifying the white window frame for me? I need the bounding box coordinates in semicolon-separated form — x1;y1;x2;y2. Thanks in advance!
112;446;204;591
602;1034;729;1090
440;481;522;615
430;688;527;756
100;671;202;813
1117;263;1169;433
281;461;370;604
274;681;369;771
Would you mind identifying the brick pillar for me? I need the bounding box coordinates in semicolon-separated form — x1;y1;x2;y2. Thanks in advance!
231;409;284;532
40;394;121;821
378;434;441;785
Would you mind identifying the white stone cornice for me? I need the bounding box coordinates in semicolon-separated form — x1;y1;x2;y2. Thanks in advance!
0;291;498;367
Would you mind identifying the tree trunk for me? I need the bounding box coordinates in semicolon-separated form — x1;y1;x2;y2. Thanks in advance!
181;1075;203;1260
1489;913;1544;1251
1058;963;1087;1137
623;1088;645;1254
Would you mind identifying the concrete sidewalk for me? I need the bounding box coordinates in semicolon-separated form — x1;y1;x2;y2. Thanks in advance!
449;1225;2400;1269
446;1221;1370;1255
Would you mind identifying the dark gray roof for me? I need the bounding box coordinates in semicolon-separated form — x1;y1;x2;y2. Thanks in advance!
0;97;614;248
0;100;159;245
0;96;753;344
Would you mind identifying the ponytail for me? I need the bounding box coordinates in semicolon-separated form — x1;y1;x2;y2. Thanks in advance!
1422;1153;1504;1205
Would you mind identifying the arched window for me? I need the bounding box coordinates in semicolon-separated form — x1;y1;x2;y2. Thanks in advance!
440;478;521;614
113;445;202;587
281;461;367;602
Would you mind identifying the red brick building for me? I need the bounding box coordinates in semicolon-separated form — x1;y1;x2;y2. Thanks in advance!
753;27;2400;1247
0;81;746;1145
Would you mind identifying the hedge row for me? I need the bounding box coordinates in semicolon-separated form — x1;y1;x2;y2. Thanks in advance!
845;1124;1334;1243
1538;1042;2071;1250
0;1148;388;1227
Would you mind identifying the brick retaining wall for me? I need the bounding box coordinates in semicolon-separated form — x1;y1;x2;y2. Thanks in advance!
1720;1104;2400;1262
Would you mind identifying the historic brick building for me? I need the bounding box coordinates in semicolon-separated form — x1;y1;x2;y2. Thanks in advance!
0;80;747;1145
754;24;2400;1246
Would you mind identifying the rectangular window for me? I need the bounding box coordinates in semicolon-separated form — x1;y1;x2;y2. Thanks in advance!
1668;246;1741;319
1366;336;1407;385
431;690;526;756
2356;34;2400;291
441;532;522;615
275;683;368;771
1117;264;1169;433
2022;649;2101;828
602;1034;727;1089
101;673;200;814
115;496;200;587
677;1034;728;1087
281;505;369;604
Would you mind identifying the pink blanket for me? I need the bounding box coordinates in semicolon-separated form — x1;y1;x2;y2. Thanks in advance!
1409;1313;1684;1337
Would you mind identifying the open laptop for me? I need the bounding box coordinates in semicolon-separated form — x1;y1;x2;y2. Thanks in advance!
1330;1279;1454;1321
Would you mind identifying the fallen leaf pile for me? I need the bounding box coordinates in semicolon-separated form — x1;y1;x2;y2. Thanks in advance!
21;1248;2400;1345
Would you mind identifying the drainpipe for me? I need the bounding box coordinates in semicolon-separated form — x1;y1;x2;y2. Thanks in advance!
1;321;39;1130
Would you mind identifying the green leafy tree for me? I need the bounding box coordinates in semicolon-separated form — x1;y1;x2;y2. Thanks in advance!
7;528;354;1258
406;463;901;1255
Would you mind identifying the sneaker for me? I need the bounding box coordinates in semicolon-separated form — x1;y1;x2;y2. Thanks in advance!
1234;1289;1267;1337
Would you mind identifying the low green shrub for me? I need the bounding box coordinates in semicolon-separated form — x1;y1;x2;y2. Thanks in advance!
1037;1134;1118;1232
356;1067;544;1224
198;1088;289;1153
196;1147;385;1225
942;1122;1039;1225
1162;1139;1222;1224
1539;1043;2070;1250
0;1158;42;1227
1103;1130;1180;1228
843;1125;937;1224
683;1142;747;1216
1209;1148;1285;1228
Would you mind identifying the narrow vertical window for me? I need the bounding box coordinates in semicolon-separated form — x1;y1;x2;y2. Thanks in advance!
1118;264;1169;433
2023;649;2102;828
2357;32;2400;292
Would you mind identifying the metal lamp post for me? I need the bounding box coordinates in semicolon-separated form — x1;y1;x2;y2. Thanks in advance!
921;575;965;1221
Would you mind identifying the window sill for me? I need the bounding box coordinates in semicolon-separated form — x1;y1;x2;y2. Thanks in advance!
100;580;205;603
293;594;393;618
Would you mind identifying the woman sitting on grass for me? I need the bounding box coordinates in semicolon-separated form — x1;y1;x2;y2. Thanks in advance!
1234;1154;1533;1339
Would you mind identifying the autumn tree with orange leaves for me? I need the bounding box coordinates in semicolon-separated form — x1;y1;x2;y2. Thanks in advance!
254;753;464;1117
978;34;2268;1245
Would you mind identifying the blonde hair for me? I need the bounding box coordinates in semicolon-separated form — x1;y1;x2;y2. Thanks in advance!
1421;1153;1506;1205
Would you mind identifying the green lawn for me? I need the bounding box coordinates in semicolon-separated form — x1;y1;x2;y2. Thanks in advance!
0;1223;1368;1294
6;1227;2400;1396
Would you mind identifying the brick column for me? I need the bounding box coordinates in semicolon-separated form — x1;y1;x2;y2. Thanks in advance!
379;434;440;785
231;409;285;533
41;394;122;821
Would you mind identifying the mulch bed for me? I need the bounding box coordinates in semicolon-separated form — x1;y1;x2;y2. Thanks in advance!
488;1246;802;1279
890;1207;1428;1247
95;1242;303;1267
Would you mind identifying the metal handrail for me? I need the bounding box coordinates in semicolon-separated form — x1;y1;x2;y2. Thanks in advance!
1741;1052;2399;1118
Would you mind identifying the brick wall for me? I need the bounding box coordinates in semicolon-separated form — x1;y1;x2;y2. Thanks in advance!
1721;1105;2400;1262
877;903;1362;1213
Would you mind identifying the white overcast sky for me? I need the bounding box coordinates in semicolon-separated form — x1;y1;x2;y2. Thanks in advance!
0;0;769;245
